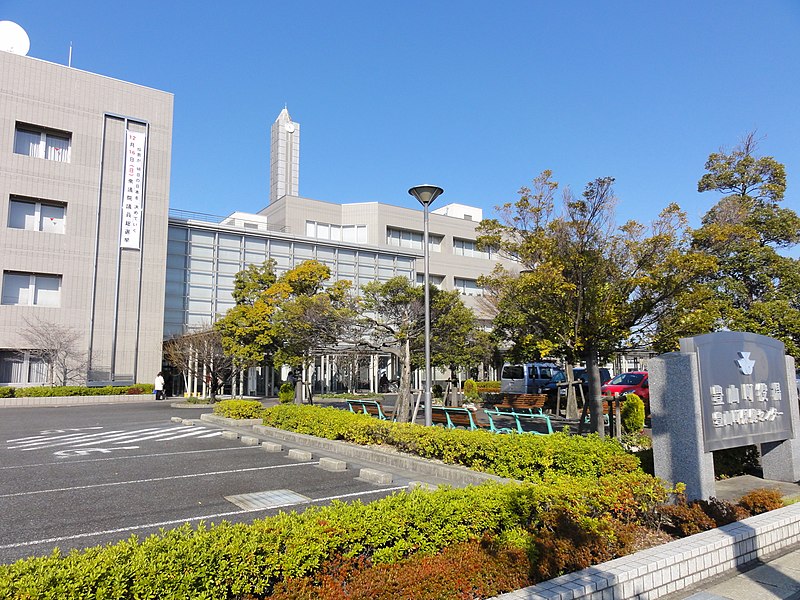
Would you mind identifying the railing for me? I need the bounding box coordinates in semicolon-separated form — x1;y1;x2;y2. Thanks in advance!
168;208;289;233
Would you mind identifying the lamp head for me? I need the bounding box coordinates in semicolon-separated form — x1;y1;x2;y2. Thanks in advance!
408;184;444;207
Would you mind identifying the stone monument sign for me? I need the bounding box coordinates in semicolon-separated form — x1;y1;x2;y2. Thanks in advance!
650;331;800;500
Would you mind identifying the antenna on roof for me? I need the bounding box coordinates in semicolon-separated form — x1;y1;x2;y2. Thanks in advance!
68;42;72;67
0;21;30;56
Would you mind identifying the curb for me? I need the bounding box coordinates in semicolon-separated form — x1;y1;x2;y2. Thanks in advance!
0;394;157;408
199;413;508;487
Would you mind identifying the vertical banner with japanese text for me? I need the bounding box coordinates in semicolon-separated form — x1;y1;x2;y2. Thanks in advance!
120;129;146;249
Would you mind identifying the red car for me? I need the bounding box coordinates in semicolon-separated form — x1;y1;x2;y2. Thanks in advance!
601;371;649;401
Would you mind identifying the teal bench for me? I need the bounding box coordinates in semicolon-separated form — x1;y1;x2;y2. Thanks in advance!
347;399;392;420
430;405;484;430
484;407;553;435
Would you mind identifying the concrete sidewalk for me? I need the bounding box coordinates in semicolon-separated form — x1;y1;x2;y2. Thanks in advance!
676;546;800;600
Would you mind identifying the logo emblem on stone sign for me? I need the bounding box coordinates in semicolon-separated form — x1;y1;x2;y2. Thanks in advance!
736;351;755;376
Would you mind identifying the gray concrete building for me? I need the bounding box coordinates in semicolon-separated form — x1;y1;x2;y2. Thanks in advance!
0;48;173;386
1;38;503;393
165;108;509;395
167;108;506;339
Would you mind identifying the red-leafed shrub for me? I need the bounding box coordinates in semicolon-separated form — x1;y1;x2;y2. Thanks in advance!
530;511;639;581
738;488;784;515
267;537;531;599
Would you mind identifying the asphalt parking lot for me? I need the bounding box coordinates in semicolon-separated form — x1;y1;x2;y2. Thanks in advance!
0;402;411;564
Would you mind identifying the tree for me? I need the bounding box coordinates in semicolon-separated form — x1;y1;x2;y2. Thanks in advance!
686;132;800;356
477;171;710;434
214;260;281;369
270;264;355;399
424;288;494;383
163;327;235;400
360;277;424;421
21;318;87;386
359;277;485;422
215;260;356;400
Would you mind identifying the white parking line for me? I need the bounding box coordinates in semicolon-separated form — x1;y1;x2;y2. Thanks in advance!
0;446;256;470
0;463;321;498
0;486;409;551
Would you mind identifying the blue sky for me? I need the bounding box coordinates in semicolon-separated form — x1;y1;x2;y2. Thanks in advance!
4;1;799;228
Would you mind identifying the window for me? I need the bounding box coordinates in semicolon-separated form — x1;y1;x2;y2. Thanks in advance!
387;227;442;252
342;225;367;243
306;220;367;243
0;351;48;384
14;124;71;163
454;277;483;296
453;238;491;259
8;197;66;233
416;274;444;288
1;272;62;306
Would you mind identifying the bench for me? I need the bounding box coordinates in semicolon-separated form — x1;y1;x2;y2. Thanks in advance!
493;393;548;414
347;399;393;421
484;407;553;435
430;406;484;431
578;397;621;435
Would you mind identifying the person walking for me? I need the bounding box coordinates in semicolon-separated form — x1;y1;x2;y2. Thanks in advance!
154;371;165;400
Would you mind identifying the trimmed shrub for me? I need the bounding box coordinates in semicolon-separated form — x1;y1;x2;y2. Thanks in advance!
621;393;645;433
269;537;532;600
12;384;153;397
213;399;265;419
432;383;444;399
261;404;644;482
476;381;500;392
0;386;14;398
319;392;380;399
0;477;669;599
660;501;717;537
531;511;639;580
738;488;784;515
463;378;479;401
278;382;295;404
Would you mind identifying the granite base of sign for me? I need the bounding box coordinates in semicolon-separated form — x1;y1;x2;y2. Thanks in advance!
651;332;800;501
650;353;716;500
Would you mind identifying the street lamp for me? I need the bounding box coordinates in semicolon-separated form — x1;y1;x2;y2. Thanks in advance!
408;184;444;427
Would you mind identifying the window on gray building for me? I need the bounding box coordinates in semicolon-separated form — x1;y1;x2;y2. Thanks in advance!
8;197;66;233
306;220;367;243
0;351;48;385
14;123;71;163
1;272;62;306
386;227;442;252
416;274;445;288
453;277;483;296
453;238;492;259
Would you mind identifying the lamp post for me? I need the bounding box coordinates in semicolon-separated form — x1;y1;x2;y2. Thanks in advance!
408;184;444;427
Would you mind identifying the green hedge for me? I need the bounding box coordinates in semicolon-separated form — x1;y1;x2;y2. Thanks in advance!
261;404;640;482
0;476;666;599
212;399;266;419
318;392;381;399
9;384;154;398
476;380;500;392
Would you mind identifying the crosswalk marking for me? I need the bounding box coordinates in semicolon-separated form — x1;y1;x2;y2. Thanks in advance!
6;425;223;453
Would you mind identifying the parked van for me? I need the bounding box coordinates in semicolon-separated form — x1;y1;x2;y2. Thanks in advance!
500;362;563;394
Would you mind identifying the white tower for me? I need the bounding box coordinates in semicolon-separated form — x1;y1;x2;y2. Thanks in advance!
270;107;300;203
